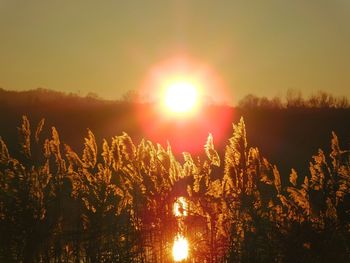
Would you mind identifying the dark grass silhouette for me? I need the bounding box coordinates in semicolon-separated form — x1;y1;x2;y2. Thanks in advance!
0;111;349;262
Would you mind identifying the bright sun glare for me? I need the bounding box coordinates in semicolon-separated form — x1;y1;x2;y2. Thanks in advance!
172;235;189;262
164;81;198;114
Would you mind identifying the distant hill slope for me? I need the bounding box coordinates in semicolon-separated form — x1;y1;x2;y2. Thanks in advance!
0;88;349;179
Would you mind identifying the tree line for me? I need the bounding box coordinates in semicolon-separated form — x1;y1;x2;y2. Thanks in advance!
238;90;349;109
1;87;349;109
0;116;349;262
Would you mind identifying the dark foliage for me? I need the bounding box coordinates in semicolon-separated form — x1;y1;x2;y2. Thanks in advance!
0;115;349;262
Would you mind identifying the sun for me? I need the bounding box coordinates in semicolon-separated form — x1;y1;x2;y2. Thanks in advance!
172;235;189;262
140;55;231;116
164;80;199;114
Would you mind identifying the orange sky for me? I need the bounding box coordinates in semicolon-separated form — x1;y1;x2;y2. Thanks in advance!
0;0;349;104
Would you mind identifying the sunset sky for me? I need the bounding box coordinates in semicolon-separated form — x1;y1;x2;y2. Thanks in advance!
1;0;349;104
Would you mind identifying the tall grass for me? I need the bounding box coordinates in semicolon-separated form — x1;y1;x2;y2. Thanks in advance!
0;116;349;262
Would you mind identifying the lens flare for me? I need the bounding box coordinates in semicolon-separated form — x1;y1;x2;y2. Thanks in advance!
140;54;232;109
137;54;234;154
172;235;189;262
173;197;188;217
